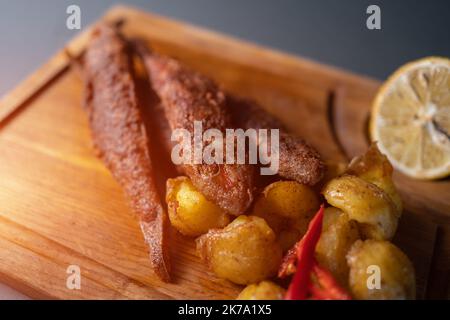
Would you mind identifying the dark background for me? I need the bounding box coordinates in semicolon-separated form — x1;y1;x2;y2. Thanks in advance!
0;0;449;97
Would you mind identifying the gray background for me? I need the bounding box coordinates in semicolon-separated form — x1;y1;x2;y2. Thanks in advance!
0;0;449;97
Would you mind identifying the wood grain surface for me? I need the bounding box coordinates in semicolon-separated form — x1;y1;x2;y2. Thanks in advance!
0;5;448;299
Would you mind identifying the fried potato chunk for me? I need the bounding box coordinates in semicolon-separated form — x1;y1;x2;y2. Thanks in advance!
315;207;360;286
252;181;319;251
256;181;319;219
237;281;286;300
322;175;398;240
346;240;415;300
166;176;230;236
346;143;402;214
196;216;282;285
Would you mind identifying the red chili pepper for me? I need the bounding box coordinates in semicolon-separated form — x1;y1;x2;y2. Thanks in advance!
309;264;352;300
282;204;352;300
284;204;324;300
278;240;301;278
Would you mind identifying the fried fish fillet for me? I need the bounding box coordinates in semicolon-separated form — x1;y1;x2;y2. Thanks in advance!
228;96;324;186
82;25;170;281
136;43;255;216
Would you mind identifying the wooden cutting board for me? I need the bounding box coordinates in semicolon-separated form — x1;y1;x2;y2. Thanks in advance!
0;5;448;299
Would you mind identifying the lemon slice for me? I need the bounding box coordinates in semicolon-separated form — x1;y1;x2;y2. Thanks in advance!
370;57;450;180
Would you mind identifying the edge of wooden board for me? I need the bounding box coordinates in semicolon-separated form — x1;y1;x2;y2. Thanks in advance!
0;22;91;124
0;4;380;126
107;5;380;98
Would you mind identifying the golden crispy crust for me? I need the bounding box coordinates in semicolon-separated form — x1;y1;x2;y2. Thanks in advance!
228;96;325;186
137;44;255;215
82;25;170;281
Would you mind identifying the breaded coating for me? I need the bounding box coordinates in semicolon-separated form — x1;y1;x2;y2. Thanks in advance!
82;25;170;281
228;96;325;186
137;44;255;215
